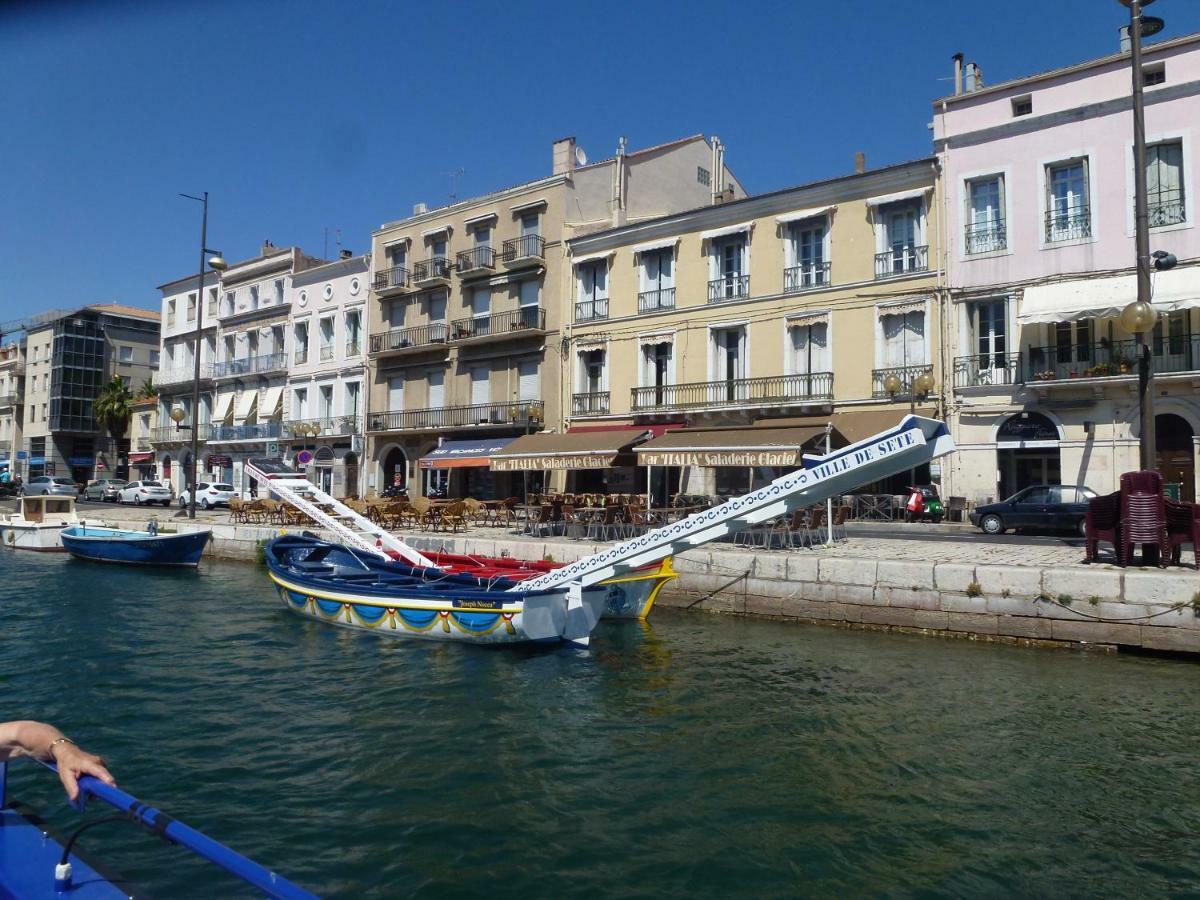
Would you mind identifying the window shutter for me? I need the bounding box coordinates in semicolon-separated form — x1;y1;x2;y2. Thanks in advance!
518;361;539;401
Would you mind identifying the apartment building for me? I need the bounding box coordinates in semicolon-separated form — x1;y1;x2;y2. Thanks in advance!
367;133;743;498
19;305;160;484
283;252;369;497
0;341;25;476
556;157;942;500
128;395;159;482
936;32;1200;504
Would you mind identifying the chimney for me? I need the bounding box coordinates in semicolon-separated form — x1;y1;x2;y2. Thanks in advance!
711;136;726;205
413;201;428;215
261;239;275;256
964;62;983;93
854;151;866;175
339;249;352;260
611;136;627;226
1120;25;1132;53
952;53;964;96
552;136;577;176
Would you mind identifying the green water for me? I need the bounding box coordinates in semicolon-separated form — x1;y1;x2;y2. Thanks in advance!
3;551;1200;897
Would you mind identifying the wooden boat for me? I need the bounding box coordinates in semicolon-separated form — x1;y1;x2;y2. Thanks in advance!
0;495;79;551
0;757;314;899
60;523;211;567
265;533;608;645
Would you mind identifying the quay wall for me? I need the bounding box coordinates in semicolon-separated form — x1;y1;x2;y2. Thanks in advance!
166;521;1200;655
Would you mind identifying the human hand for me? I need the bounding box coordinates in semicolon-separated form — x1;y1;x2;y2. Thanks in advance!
51;741;116;803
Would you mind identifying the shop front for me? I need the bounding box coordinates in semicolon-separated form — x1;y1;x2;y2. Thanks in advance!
417;437;518;500
128;451;157;481
490;429;651;501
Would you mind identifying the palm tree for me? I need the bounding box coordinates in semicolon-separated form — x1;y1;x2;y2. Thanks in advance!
93;376;133;441
136;377;157;400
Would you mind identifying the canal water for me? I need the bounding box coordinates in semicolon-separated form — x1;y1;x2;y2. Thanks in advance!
3;551;1200;897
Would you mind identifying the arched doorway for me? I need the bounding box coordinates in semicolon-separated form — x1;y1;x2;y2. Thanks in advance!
382;446;407;494
343;452;358;498
315;446;335;494
1156;413;1195;502
996;411;1061;499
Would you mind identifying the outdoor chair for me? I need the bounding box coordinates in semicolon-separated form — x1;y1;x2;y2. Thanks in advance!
804;506;828;547
528;503;554;538
832;505;852;542
558;503;584;539
1120;470;1167;567
1085;492;1121;563
228;498;246;524
587;505;621;542
1166;498;1200;567
437;502;468;534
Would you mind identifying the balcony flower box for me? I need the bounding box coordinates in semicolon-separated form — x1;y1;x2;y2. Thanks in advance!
1033;371;1057;381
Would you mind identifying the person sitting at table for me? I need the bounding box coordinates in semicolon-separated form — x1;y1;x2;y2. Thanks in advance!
0;721;116;801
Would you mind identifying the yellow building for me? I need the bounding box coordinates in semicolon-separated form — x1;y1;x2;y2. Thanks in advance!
366;134;742;498
562;157;944;499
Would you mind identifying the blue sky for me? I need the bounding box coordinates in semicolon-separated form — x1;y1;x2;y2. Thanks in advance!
1;0;1195;323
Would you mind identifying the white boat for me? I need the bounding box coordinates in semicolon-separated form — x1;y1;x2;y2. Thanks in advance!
1;495;80;552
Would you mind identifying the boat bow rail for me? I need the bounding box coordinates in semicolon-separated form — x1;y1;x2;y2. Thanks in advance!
512;415;955;593
245;457;433;567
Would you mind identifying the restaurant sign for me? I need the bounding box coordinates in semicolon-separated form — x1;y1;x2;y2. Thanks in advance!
490;452;618;472
637;449;802;468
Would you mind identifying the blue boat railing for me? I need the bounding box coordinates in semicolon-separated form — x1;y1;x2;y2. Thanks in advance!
2;758;316;899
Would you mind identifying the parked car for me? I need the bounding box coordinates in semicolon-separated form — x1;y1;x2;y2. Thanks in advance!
179;482;236;510
22;476;78;497
970;484;1098;536
82;479;126;502
119;480;173;506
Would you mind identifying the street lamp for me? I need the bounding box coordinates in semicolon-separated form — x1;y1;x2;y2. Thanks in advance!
179;191;227;519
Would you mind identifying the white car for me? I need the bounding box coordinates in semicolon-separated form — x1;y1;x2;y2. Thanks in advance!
119;480;173;506
179;482;236;510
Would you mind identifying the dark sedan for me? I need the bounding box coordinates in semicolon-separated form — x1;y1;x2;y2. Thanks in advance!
970;485;1098;536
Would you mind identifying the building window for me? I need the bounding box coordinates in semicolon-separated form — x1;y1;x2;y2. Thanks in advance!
207;288;217;317
710;327;745;403
224;292;235;316
470;286;491;328
186;294;196;322
473;226;491;249
641;342;673;400
345;381;361;417
709;237;749;302
167;300;176;327
274;280;284;305
427;370;445;408
120;375;132;390
387;375;404;412
319;317;335;361
1143;63;1166;87
1053;320;1093;366
150;350;160;367
294;321;309;364
965;175;1006;253
1045;159;1091;242
789;320;830;375
518;278;541;327
118;346;133;363
520;212;540;237
785;219;828;291
250;285;260;309
875;203;927;277
1011;95;1032;117
697;166;711;186
518;360;539;402
879;309;926;370
470;364;490;407
344;310;362;357
428;292;447;323
387;244;407;269
293;388;308;420
576;261;608;321
970;299;1008;376
1146;140;1185;227
639;249;675;312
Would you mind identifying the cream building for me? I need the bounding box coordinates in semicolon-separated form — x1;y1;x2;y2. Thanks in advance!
367;134;742;498
0;341;25;477
559;157;944;500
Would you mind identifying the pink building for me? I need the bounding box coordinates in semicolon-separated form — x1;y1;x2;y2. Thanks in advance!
935;30;1200;508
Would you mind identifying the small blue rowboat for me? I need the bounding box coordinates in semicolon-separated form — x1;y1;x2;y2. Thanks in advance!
60;524;211;567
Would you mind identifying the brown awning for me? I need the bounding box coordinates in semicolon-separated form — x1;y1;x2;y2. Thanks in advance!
490;428;649;472
753;409;934;447
634;425;826;468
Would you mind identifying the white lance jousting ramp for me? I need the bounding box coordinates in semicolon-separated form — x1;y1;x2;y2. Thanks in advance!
511;415;955;593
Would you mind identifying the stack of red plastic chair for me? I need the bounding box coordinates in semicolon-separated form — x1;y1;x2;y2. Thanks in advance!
1166;498;1200;567
1119;470;1167;567
1085;491;1121;563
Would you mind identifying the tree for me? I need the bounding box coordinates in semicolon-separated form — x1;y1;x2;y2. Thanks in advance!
93;375;133;441
136;377;156;400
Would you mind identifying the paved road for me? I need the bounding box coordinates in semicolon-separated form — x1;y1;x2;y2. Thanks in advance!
845;523;1086;548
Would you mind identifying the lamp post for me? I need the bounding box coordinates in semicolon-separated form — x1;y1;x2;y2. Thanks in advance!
179;192;227;519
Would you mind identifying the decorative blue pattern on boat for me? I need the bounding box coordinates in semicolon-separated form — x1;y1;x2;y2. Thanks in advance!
352;604;387;624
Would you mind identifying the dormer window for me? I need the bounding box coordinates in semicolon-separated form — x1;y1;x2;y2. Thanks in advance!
1011;95;1032;117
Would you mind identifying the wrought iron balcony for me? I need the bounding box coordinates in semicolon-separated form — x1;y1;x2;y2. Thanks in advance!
345;340;361;358
282;416;361;439
456;247;497;275
368;400;544;433
1044;206;1092;242
783;262;831;293
150;423;212;443
964;221;1007;254
369;323;450;355
575;298;609;322
874;245;929;279
294;348;308;365
572;391;610;416
320;345;334;362
1025;335;1200;383
631;373;833;412
209;352;288;379
952;353;1023;390
451;308;546;341
871;364;935;398
0;393;22;408
501;235;546;264
708;274;750;304
1147;191;1186;228
157;364;210;387
209;421;285;442
372;265;411;293
411;257;452;285
638;288;675;314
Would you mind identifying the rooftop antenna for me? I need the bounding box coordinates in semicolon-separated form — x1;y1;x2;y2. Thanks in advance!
323;227;342;259
444;168;465;202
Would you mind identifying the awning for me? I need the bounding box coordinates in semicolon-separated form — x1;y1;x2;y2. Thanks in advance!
631;236;680;255
775;205;836;224
638;331;675;347
260;386;285;418
213;392;234;423
786;310;830;327
1017;267;1200;324
421;224;452;238
128;451;154;463
463;211;498;228
572;250;616;266
878;298;927;317
509;197;548;214
699;221;754;242
490;428;649;472
634;425;826;468
233;391;257;423
419;437;516;470
866;188;929;207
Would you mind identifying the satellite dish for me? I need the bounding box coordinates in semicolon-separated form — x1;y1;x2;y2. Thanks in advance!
575;146;588;166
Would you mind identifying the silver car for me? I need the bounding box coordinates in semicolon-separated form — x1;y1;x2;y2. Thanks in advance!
82;479;126;502
119;480;173;506
23;476;78;497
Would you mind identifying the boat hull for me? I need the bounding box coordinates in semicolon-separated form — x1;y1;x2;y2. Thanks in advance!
1;522;68;552
60;526;211;567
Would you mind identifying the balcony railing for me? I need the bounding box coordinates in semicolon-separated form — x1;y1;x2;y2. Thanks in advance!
1147;191;1186;228
783;262;831;293
209;352;287;379
501;235;546;263
708;274;750;304
572;391;610;416
151;423;212;443
456;247;497;274
638;288;675;314
345;340;361;358
320;345;334;362
0;440;11;454
282;416;361;439
411;257;452;283
0;393;23;408
209;421;284;442
575;298;609;322
871;364;935;398
1026;336;1200;382
369;323;450;354
136;438;152;451
294;348;308;365
368;400;544;432
451;308;546;340
373;265;410;292
157;364;207;386
631;373;833;412
953;353;1023;389
964;220;1007;254
1045;206;1092;242
875;245;929;279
